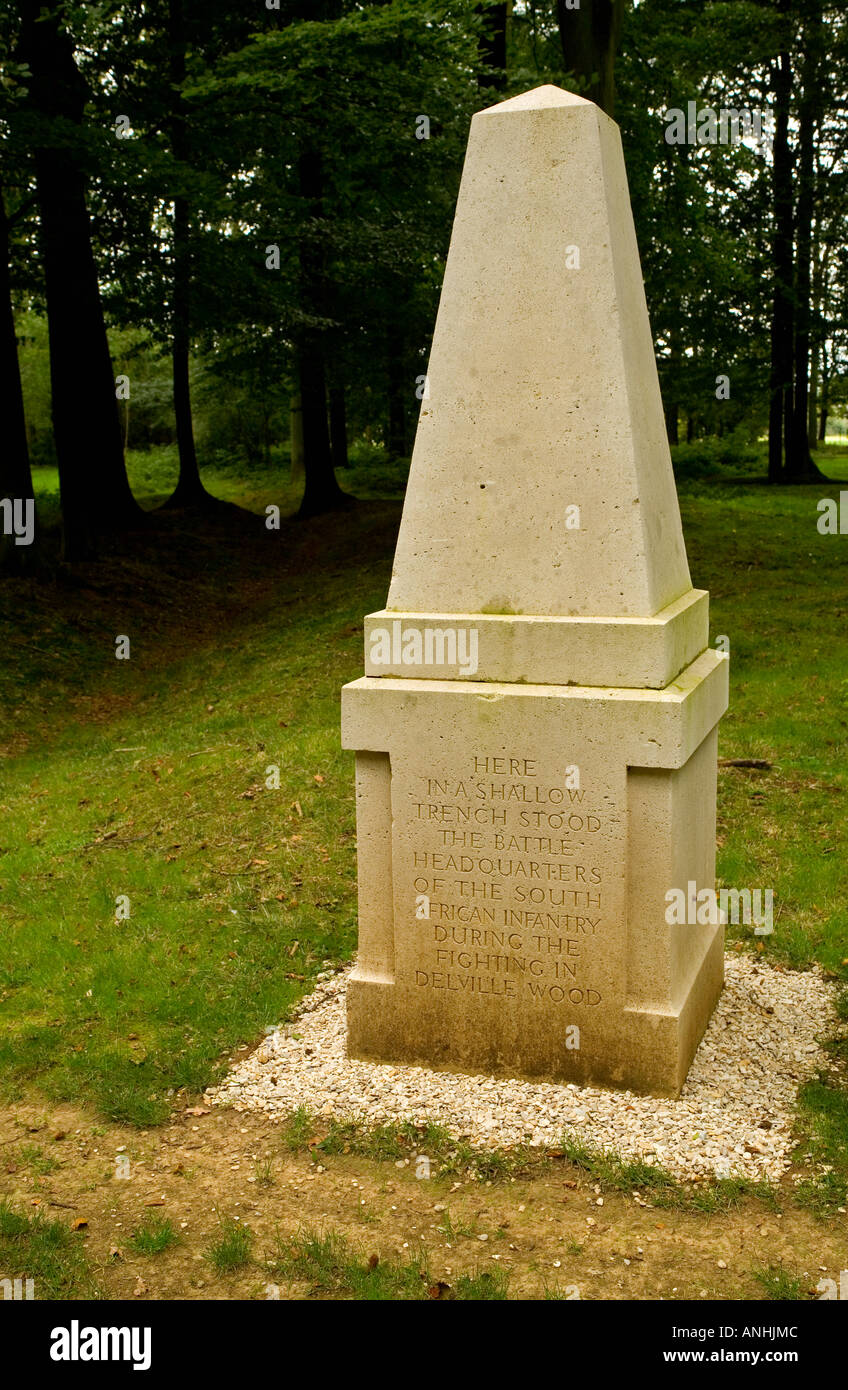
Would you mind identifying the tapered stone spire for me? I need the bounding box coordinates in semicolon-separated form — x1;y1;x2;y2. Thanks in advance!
388;84;690;620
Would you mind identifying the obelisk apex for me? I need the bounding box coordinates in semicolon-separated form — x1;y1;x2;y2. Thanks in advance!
387;83;690;619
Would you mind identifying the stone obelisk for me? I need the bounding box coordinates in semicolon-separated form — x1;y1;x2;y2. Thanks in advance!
341;85;728;1096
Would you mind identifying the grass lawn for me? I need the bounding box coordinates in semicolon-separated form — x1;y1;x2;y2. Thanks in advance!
0;443;846;1211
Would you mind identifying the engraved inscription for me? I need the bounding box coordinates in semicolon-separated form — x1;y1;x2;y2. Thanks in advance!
408;754;606;1004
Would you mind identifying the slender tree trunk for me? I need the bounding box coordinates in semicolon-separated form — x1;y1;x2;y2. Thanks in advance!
477;2;509;89
663;327;681;446
0;181;36;572
768;41;793;483
168;198;205;502
164;0;209;507
556;0;624;116
786;0;826;482
818;343;830;440
20;0;140;560
329;385;348;469
809;235;829;448
298;343;342;517
290;390;305;484
808;339;819;450
296;148;349;517
387;326;408;459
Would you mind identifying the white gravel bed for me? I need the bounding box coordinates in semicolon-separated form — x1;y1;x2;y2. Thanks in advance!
206;954;840;1183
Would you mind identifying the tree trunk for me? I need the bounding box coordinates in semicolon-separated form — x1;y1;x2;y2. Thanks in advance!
298;344;344;517
296;148;349;517
387;327;408;459
767;41;793;483
290;391;305;484
20;0;140;560
329;385;349;469
808;338;819;450
163;0;209;508
477;3;509;89
809;235;830;449
663;327;681;446
786;0;826;482
818;341;830;441
0;180;36;572
556;0;624;116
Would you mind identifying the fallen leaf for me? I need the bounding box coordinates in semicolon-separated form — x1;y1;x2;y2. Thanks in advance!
185;1107;210;1117
71;1217;88;1231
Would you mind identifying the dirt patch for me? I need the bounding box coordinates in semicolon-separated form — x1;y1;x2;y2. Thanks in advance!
2;1094;846;1300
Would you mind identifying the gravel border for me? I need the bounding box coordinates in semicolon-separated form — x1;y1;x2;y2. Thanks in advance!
207;954;840;1182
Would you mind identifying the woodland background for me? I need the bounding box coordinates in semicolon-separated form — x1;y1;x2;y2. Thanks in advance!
2;0;847;566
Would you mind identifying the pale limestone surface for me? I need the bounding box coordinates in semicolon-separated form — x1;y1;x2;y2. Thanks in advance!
341;84;728;1096
364;589;709;689
387;85;690;620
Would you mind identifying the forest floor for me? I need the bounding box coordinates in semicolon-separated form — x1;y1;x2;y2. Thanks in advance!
1;446;848;1299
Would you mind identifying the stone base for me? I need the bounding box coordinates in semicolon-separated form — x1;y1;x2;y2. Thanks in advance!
348;919;723;1097
342;650;728;1099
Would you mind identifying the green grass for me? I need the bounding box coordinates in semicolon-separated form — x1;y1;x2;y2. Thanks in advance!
271;1227;508;1300
0;1199;100;1299
751;1265;807;1301
252;1157;275;1187
0;472;392;1123
279;1110;550;1182
128;1215;180;1255
559;1135;780;1213
793;1074;848;1214
280;1111;783;1213
0;446;847;1203
204;1218;253;1272
16;1144;60;1177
